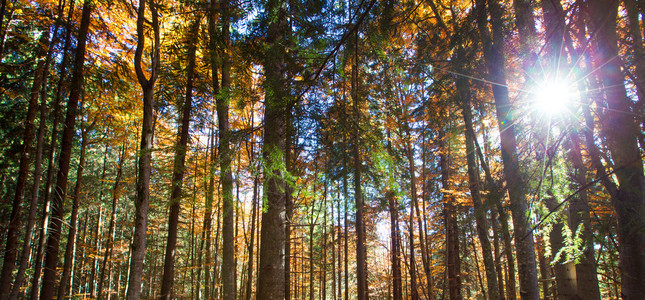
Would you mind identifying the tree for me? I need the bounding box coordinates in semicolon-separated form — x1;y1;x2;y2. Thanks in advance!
218;0;236;297
0;27;49;300
474;0;539;297
257;0;289;298
125;0;160;297
158;15;199;300
588;0;645;297
39;0;92;297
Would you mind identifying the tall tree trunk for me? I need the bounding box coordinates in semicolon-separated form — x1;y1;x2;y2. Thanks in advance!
541;1;602;298
624;0;645;151
351;21;368;300
57;119;90;300
257;0;289;298
28;1;76;296
490;208;506;300
217;0;235;297
407;151;419;300
244;159;258;300
388;191;402;300
126;0;160;297
39;0;92;297
439;129;462;300
8;67;48;300
343;175;349;300
158;17;199;300
0;28;49;299
89;204;103;297
475;0;539;298
97;145;126;300
588;1;645;298
458;69;499;300
201;0;221;295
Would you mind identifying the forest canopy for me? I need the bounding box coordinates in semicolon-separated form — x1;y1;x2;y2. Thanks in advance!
0;0;644;299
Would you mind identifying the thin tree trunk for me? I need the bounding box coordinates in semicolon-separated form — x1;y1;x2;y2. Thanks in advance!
39;0;92;297
490;208;506;300
97;145;126;300
28;1;75;296
89;204;103;297
439;128;462;300
244;117;258;300
388;191;402;300
475;0;539;298
343;175;348;300
0;28;49;299
284;107;294;300
216;0;235;298
57;118;90;300
126;0;160;297
8;32;51;299
201;0;221;294
458;69;499;300
158;16;199;300
351;22;368;300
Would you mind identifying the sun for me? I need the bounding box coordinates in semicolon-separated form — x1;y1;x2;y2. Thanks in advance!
532;79;574;116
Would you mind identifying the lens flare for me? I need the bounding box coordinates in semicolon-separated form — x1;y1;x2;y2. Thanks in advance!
533;80;573;116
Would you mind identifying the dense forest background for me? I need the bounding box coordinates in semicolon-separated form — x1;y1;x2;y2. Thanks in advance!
0;0;644;299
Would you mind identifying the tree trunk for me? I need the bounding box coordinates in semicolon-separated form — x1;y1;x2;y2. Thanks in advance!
351;21;368;300
475;0;539;298
39;0;92;297
217;0;235;297
158;16;199;300
57;119;89;300
458;70;499;300
0;28;49;299
244;158;258;300
440;128;462;300
7;24;55;299
28;1;76;296
200;0;221;295
126;0;160;297
97;146;126;300
624;0;645;151
257;0;289;298
388;191;402;300
588;1;645;298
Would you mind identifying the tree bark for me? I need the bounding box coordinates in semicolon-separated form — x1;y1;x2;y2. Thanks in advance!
97;145;126;300
56;119;89;300
217;0;235;297
126;0;160;297
0;28;49;299
257;0;289;298
28;1;76;297
39;0;91;297
475;0;539;298
158;16;199;300
351;20;368;300
439;128;462;300
388;191;402;300
588;1;645;298
458;71;499;300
